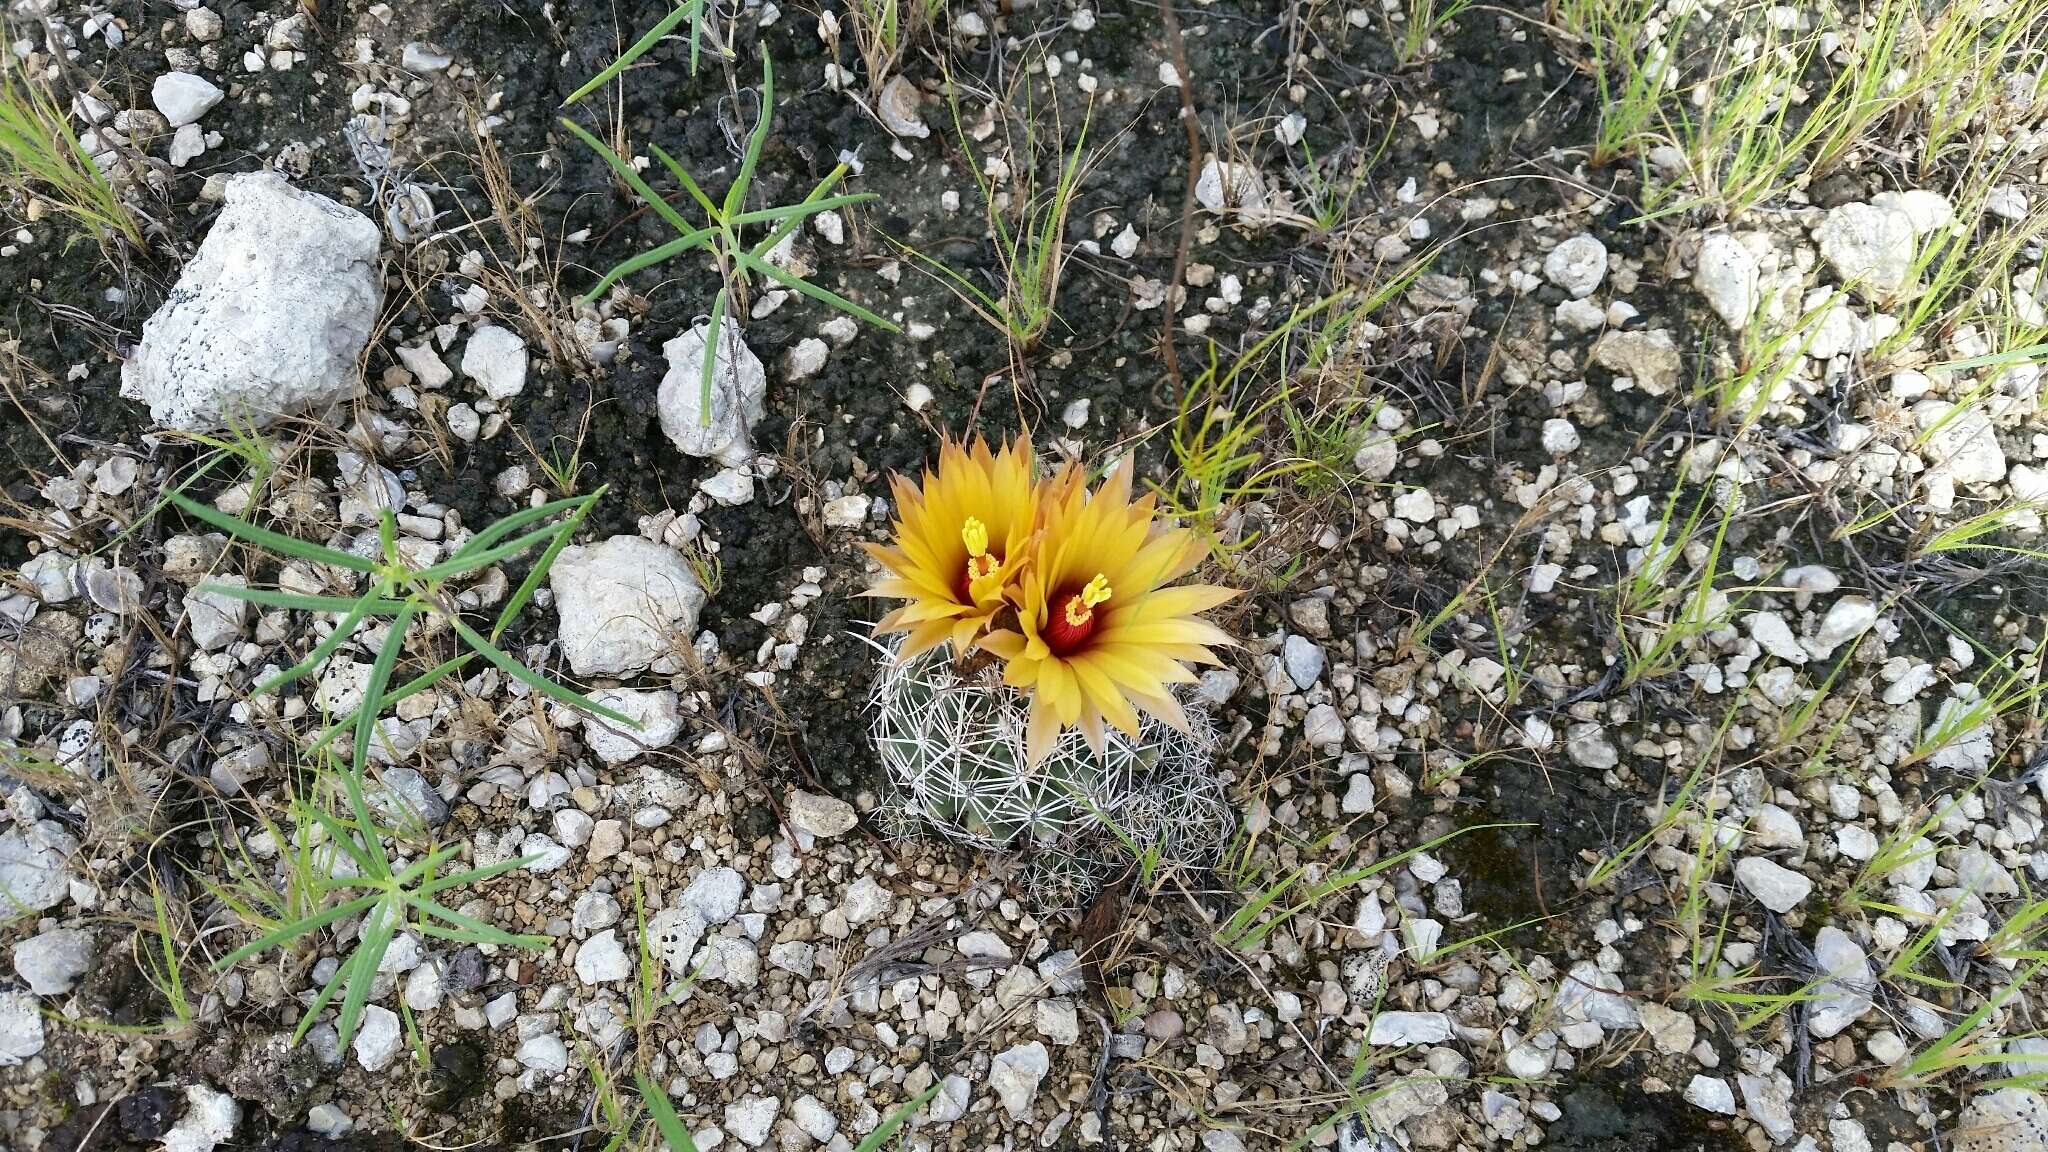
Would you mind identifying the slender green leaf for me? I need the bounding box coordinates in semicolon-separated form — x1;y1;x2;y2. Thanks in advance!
197;586;406;614
638;1073;701;1152
579;229;719;303
562;0;710;105
334;905;397;1049
412;522;572;583
451;493;594;560
252;594;381;697
732;248;897;329
697;286;732;425
169;492;376;572
292;944;362;1044
854;1083;943;1152
727;192;876;229
417;853;541;897
213;893;381;969
412;896;548;946
349;602;417;874
557;116;695;236
651;142;722;222
495;487;604;639
723;57;774;219
447;617;639;726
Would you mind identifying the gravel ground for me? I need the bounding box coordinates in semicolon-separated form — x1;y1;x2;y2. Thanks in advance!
5;1;2048;1150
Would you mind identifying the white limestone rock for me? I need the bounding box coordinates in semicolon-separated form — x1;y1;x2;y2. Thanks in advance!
1814;201;1917;299
1694;232;1760;331
573;929;632;984
1543;233;1608;298
1808;926;1875;1039
122;172;380;432
989;1041;1051;1120
548;536;706;676
582;688;684;764
1591;329;1682;395
0;991;46;1066
659;318;767;467
1954;1088;2048;1152
12;927;93;995
724;1096;780;1147
163;1085;240;1152
0;825;75;914
1915;399;2007;487
152;72;222;126
516;1033;570;1074
1685;1075;1736;1115
186;575;251;651
460;324;528;400
1735;857;1812;913
1367;1012;1453;1045
877;75;929;138
787;790;858;839
352;1004;402;1071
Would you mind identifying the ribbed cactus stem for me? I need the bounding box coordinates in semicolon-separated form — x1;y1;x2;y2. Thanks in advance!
867;637;1232;907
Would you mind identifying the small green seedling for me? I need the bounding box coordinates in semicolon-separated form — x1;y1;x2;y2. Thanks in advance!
171;487;632;739
209;779;548;1050
561;57;897;424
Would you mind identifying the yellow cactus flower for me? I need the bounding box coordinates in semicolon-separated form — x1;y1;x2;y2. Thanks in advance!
863;432;1041;659
982;457;1238;762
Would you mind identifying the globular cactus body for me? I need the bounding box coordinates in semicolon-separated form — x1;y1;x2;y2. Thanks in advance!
868;639;1230;904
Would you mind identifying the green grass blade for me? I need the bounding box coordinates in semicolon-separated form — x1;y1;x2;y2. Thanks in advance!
391;843;465;888
197;586;405;614
854;1083;943;1152
493;486;605;640
558;116;696;235
349;601;416;872
251;594;380;697
650;143;722;221
292;945;361;1044
723;56;774;218
308;654;476;755
411;522;571;583
697;287;732;426
411;895;548;947
726;192;876;228
213;892;382;970
731;248;897;329
417;853;541;897
450;493;594;560
168;492;376;572
577;229;718;303
334;906;397;1050
562;0;708;104
447;617;638;726
637;1073;701;1152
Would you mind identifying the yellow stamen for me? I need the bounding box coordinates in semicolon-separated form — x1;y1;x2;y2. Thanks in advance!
1081;573;1112;607
1065;573;1112;627
961;517;989;558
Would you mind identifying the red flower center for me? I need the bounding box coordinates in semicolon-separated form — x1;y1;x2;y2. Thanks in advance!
1043;574;1112;657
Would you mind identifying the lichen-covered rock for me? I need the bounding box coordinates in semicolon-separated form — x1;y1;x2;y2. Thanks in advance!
1955;1088;2048;1152
122;172;381;431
